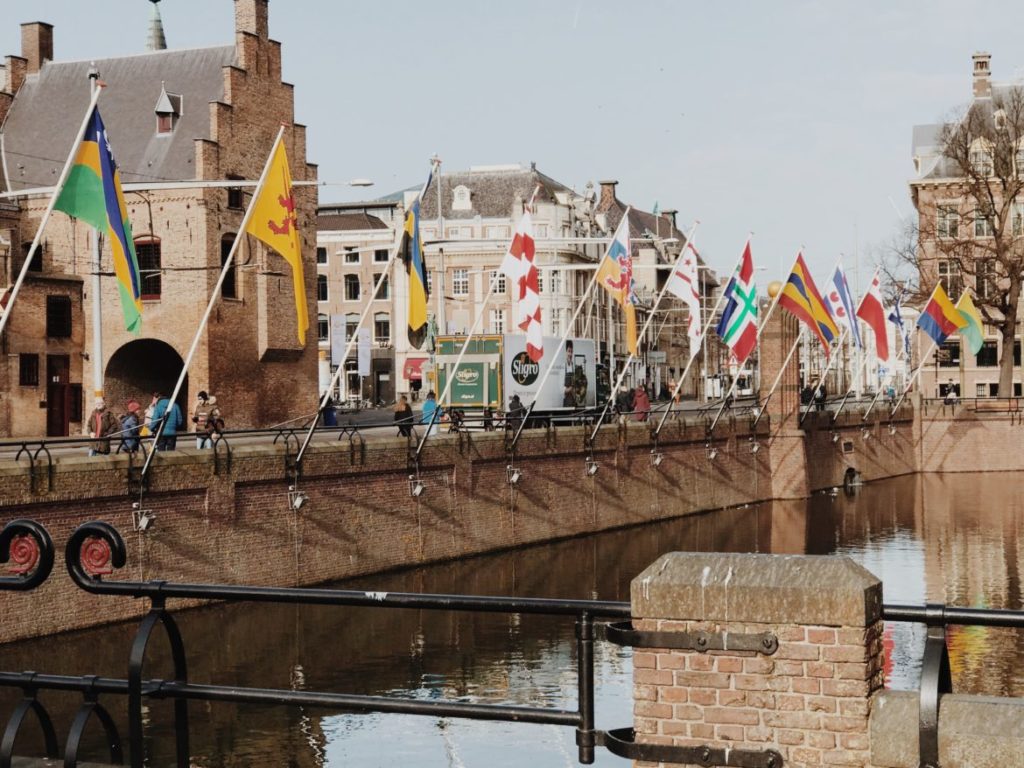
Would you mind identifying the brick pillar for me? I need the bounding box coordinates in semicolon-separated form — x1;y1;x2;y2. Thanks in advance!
234;0;269;39
632;552;883;766
20;22;53;75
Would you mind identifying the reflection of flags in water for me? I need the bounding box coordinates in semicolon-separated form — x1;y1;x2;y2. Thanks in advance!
857;270;889;362
888;290;910;357
596;213;638;356
500;211;542;361
828;263;862;349
714;240;757;366
665;241;702;359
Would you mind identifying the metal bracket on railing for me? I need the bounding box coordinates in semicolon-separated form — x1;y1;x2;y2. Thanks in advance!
275;429;300;484
0;672;59;768
212;434;232;476
338;425;365;465
14;444;53;495
603;621;778;655
596;728;783;766
919;604;952;768
64;675;124;768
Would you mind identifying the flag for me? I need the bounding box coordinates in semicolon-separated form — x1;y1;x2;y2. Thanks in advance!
399;197;430;349
665;241;702;358
244;135;308;345
714;240;757;366
54;108;143;334
917;282;968;346
856;271;889;362
596;212;638;356
955;292;984;355
779;252;839;353
888;290;910;357
500;211;542;361
828;263;863;350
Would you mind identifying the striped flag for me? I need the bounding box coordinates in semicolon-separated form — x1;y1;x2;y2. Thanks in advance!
665;241;702;359
917;282;968;346
779;252;839;353
714;240;757;366
500;211;542;361
888;290;910;357
828;263;862;349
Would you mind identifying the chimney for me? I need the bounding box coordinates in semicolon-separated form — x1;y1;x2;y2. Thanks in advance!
234;0;269;39
662;208;678;230
598;179;618;209
973;52;992;99
20;22;53;75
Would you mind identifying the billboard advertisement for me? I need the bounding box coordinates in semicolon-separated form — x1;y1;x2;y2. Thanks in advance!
503;335;596;410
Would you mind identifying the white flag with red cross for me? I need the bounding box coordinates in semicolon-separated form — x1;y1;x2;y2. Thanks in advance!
500;211;542;361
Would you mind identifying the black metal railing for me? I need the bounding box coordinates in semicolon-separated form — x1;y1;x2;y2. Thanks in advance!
5;518;1024;768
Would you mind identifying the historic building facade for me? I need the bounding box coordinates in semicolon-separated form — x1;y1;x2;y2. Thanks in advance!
0;0;318;437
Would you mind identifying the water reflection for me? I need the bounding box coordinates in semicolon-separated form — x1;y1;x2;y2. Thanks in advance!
2;473;1023;765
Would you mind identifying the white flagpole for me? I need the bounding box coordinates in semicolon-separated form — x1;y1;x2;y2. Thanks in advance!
751;327;807;427
798;327;847;425
142;125;287;480
294;158;439;466
0;86;104;340
594;220;700;434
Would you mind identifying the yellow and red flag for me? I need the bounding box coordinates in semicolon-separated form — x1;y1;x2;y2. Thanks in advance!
245;136;308;345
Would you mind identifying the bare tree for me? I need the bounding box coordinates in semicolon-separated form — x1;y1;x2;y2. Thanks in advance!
911;86;1024;396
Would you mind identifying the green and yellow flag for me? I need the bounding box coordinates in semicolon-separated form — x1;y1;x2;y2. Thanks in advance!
955;292;984;355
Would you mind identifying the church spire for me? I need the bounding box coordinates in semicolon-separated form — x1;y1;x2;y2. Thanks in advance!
147;0;167;51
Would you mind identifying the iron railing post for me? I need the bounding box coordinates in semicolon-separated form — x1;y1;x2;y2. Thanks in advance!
576;611;595;764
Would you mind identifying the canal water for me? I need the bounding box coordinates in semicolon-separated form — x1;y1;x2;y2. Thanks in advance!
3;472;1024;766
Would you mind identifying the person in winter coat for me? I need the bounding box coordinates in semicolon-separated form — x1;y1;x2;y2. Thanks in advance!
421;391;442;435
149;392;183;451
633;385;651;422
394;395;414;437
119;399;142;453
202;396;224;446
192;390;213;449
87;398;120;456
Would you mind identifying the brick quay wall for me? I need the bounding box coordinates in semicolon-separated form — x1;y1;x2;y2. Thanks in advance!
0;405;1019;644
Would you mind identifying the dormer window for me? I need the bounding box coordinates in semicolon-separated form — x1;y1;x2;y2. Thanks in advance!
154;82;182;135
452;185;472;211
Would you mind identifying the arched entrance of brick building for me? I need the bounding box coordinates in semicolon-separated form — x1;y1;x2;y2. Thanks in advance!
105;339;188;417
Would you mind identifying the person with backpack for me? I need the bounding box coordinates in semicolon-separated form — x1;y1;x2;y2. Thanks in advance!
149;392;183;451
119;399;142;454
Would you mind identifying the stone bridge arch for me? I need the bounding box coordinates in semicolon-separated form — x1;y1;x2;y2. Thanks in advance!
104;339;188;416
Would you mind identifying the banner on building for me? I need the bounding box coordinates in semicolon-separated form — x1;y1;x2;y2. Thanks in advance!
358;327;371;377
330;315;346;366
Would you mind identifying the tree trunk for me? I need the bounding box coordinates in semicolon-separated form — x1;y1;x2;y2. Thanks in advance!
998;280;1022;398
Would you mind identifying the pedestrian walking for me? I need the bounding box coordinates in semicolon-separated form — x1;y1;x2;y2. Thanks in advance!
119;399;142;454
421;390;442;435
203;396;224;445
149;392;183;451
394;395;414;437
87;398;119;456
506;394;525;432
322;393;337;427
192;390;213;449
633;385;651;422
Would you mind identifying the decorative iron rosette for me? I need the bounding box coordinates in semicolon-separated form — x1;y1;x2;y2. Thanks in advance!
65;522;127;592
0;519;55;591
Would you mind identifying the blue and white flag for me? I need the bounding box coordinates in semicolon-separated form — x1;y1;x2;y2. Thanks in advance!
827;263;863;349
888;290;911;357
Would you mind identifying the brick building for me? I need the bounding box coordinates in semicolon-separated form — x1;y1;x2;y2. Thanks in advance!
911;52;1024;399
0;0;318;437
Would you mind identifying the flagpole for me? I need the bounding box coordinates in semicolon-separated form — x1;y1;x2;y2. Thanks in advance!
830;354;871;422
652;235;749;437
141;125;287;482
798;327;847;425
588;220;700;443
0;86;104;340
293;158;440;468
415;185;543;452
707;249;792;433
88;68;104;399
751;327;806;428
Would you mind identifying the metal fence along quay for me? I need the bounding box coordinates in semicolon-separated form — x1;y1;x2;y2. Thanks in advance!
2;518;1023;767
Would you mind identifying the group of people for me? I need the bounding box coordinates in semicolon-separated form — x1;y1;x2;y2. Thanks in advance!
86;390;224;456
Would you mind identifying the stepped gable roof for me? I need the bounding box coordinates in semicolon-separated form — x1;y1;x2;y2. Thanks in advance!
317;211;389;232
417;165;572;220
1;45;235;191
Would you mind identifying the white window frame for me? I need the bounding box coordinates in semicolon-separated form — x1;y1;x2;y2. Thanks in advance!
373;311;391;344
936;204;959;239
343;249;361;265
491;270;506;295
373;249;389;263
1012;201;1024;237
974;203;995;238
937;260;962;301
452;268;469;296
317;274;328;303
489;308;505;334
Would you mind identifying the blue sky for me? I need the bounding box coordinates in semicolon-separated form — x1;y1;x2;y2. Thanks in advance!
3;1;1023;289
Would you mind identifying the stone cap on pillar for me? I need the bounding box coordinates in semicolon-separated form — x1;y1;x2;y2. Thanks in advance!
632;552;882;627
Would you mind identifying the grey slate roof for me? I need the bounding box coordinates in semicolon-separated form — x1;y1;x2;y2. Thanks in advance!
1;45;235;191
417;166;572;220
317;211;390;232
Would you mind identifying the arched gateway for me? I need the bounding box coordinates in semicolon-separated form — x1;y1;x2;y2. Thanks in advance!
104;339;188;417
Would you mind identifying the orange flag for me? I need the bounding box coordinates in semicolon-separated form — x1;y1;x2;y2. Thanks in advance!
245;136;308;345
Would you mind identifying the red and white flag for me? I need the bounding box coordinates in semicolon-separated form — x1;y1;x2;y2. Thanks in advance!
500;211;542;361
856;270;889;362
665;241;702;359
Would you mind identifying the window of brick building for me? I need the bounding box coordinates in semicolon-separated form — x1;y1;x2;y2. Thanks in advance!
974;204;995;238
316;246;328;264
221;234;237;299
1015;340;1022;366
70;384;83;422
373;273;389;299
977;340;998;367
318;313;329;342
489;308;505;334
317;274;328;302
374;312;391;343
977;260;998;302
491;270;506;294
936;206;959;239
1013;202;1024;237
136;238;162;299
452;268;469;296
21;242;42;272
938;341;960;367
937;260;962;300
19;354;39;386
46;296;72;338
345;313;359;341
344;249;360;264
374;249;389;263
344;274;360;301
